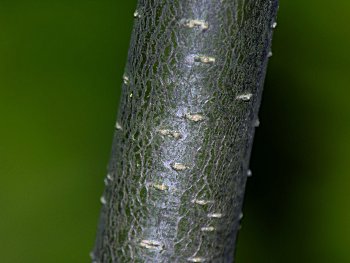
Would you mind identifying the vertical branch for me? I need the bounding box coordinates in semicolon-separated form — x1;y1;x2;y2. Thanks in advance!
92;0;278;262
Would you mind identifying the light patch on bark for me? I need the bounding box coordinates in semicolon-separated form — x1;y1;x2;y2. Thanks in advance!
123;74;130;85
139;240;164;250
254;118;260;127
247;169;252;177
152;183;169;191
201;226;215;232
194;55;215;64
186;113;205;122
115;121;123;130
191;199;213;205
100;196;107;205
133;10;140;18
181;19;209;31
236;93;253;101
171;163;188;171
207;213;223;218
107;174;113;180
104;173;114;185
187;257;207;262
158;129;182;140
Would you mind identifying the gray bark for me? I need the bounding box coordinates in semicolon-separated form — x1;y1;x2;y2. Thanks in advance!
92;0;278;262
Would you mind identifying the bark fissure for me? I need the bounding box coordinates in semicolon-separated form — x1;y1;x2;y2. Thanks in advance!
93;0;278;262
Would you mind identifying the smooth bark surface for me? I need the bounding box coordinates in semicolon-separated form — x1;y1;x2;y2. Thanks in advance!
93;0;278;262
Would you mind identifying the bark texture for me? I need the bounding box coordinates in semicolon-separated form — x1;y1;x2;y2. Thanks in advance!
93;0;278;262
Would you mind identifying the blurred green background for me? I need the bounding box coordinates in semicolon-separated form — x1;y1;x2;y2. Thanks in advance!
1;1;349;262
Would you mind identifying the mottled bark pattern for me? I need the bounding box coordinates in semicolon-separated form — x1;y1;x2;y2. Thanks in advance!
93;0;278;262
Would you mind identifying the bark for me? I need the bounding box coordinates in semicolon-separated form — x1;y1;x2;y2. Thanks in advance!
92;0;278;262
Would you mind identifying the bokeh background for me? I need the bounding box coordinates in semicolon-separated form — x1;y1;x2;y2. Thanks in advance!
1;1;349;262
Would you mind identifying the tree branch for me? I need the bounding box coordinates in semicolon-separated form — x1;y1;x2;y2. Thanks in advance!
92;0;278;262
